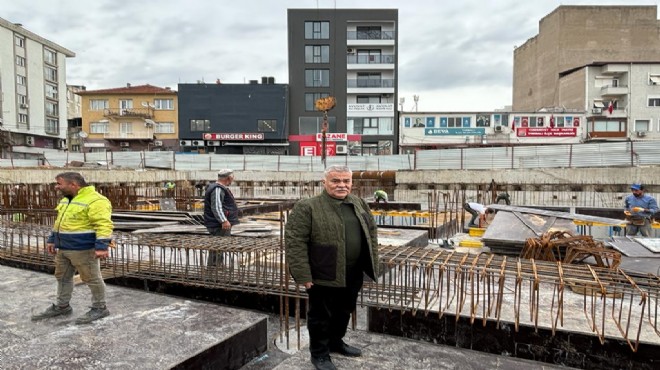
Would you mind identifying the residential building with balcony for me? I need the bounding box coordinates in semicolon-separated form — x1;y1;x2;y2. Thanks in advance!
66;85;85;152
0;17;74;159
513;5;660;142
177;79;289;154
77;84;178;152
287;8;398;156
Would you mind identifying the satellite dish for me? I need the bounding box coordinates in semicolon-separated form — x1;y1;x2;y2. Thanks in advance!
148;103;156;109
144;119;155;127
78;131;88;138
141;102;149;107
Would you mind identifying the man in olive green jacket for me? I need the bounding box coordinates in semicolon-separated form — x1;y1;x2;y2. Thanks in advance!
286;165;379;370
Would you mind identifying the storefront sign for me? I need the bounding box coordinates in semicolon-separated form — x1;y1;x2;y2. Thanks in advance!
299;141;336;156
516;127;577;137
424;128;486;136
315;133;347;141
203;133;264;141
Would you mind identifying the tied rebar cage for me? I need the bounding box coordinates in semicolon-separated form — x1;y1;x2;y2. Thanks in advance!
0;220;658;352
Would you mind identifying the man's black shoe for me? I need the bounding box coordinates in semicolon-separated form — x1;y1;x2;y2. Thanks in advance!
311;355;337;370
330;342;362;357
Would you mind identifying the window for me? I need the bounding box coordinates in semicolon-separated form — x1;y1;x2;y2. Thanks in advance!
530;117;544;127
45;84;58;100
17;75;26;85
258;119;277;132
45;118;59;133
44;66;57;82
190;119;210;131
305;45;330;63
44;48;57;65
305;21;329;39
447;117;462;128
357;50;382;64
305;92;330;111
155;122;175;134
476;115;491;127
648;98;660;107
305;69;330;87
18;94;27;105
356;73;382;88
45;102;58;116
154;99;174;110
120;122;132;134
18;114;29;124
634;120;650;132
593;121;623;132
16;55;25;67
299;116;336;135
90;99;109;110
15;35;25;48
119;99;133;110
90;122;109;133
348;117;393;135
356;95;381;103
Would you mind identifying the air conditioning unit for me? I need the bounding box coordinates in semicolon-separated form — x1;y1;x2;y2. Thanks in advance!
494;125;504;133
207;140;221;146
25;136;34;146
592;108;602;114
120;142;130;147
347;48;355;54
336;145;348;154
20;103;29;109
153;140;163;146
191;140;204;146
179;140;191;146
636;131;647;137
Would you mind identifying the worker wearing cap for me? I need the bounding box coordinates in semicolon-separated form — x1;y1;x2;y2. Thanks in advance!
204;169;240;264
624;183;658;237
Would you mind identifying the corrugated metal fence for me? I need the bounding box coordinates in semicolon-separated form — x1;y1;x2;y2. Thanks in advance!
1;141;658;171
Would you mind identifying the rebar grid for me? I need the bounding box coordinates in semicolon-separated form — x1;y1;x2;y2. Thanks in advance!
0;220;658;352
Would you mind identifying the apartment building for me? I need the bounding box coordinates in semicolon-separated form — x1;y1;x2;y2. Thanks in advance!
77;84;178;152
287;8;398;156
177;79;289;155
513;5;660;141
0;17;74;159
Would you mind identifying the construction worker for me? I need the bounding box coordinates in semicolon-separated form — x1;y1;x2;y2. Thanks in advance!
495;192;511;205
374;189;388;203
164;181;176;198
624;183;658;237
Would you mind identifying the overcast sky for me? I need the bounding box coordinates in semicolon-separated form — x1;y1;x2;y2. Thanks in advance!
4;0;659;111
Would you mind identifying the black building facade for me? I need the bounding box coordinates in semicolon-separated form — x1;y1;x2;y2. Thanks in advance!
177;81;289;154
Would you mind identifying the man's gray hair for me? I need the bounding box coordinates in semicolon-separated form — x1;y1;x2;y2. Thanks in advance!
324;165;352;177
217;169;234;179
55;172;88;187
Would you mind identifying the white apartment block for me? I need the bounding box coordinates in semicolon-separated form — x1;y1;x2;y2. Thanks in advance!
0;17;75;159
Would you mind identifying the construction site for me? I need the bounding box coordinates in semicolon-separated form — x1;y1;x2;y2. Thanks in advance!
0;166;658;370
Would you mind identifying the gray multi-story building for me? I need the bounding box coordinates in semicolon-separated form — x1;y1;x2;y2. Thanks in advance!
513;5;660;142
287;8;398;156
0;17;74;159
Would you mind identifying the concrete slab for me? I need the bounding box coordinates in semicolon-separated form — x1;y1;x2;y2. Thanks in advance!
271;329;572;370
0;265;268;369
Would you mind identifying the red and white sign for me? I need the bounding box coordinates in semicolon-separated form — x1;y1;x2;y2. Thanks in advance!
299;141;336;156
315;132;347;142
516;127;577;137
203;133;264;141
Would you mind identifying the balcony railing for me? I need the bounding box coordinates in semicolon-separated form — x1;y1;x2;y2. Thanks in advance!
347;79;395;88
347;30;395;40
600;85;628;96
104;108;153;119
347;54;395;64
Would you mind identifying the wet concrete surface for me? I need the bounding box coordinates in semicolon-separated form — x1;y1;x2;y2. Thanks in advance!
0;264;268;369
